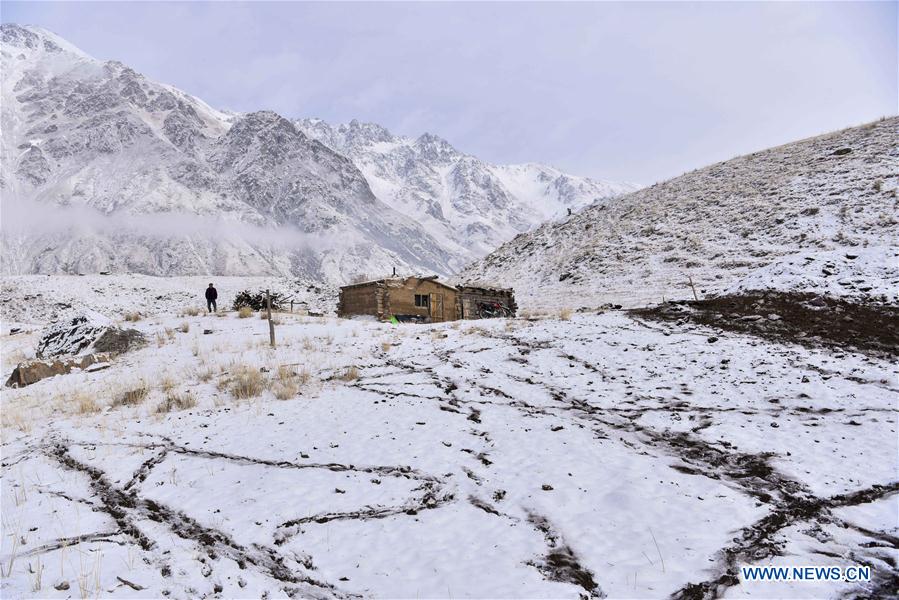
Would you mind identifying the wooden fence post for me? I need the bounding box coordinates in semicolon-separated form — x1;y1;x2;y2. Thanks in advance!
687;275;699;301
266;289;276;347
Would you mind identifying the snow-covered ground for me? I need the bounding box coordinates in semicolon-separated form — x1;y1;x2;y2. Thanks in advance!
2;302;896;598
0;275;336;325
715;245;898;304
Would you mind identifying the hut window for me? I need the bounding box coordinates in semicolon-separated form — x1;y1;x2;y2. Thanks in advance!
414;294;430;308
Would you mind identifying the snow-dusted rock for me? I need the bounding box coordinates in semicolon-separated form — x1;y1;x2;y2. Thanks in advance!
35;311;144;358
35;312;113;357
5;353;110;388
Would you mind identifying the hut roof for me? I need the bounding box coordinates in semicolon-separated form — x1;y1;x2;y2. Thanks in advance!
340;276;457;292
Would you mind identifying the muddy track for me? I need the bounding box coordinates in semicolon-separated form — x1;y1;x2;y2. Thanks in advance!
21;531;124;558
463;325;898;599
527;513;605;599
74;436;441;484
670;481;899;600
60;433;456;585
274;480;452;545
47;440;359;598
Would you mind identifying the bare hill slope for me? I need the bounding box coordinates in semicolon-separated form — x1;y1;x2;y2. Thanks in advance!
459;118;898;309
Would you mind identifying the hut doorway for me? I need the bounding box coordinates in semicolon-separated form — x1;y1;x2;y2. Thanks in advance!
430;293;445;321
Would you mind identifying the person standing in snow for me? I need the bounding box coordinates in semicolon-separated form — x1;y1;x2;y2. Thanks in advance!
205;283;218;313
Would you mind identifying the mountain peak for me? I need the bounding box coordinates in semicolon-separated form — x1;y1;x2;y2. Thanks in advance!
0;23;91;60
340;119;394;146
414;132;459;162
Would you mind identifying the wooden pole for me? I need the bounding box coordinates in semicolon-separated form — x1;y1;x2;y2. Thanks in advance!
266;289;276;347
687;275;699;301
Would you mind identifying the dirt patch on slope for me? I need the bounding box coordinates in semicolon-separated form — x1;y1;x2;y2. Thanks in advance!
632;292;899;357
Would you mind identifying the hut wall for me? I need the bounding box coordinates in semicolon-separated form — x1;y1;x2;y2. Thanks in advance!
384;278;458;323
457;287;517;319
337;283;384;318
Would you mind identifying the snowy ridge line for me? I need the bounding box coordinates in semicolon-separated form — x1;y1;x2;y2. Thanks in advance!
460;117;898;310
295;117;638;265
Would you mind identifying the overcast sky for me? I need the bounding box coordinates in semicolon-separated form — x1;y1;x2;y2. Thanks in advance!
3;1;895;184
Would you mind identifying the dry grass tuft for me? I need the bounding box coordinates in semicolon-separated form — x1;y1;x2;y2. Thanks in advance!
336;366;360;382
112;382;149;407
197;366;216;382
381;341;392;352
123;311;142;322
75;392;100;414
183;307;201;317
3;408;32;433
177;322;190;333
558;308;572;321
296;367;312;385
272;380;298;400
158;376;176;394
229;365;267;399
276;365;295;383
156;391;197;414
237;306;253;319
270;365;308;400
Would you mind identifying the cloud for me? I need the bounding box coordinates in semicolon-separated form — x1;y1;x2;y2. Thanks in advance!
2;1;896;183
0;196;344;251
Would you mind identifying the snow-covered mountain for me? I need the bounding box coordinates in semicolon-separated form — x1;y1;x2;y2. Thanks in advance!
0;24;634;282
460;117;899;309
296;118;638;259
1;24;462;282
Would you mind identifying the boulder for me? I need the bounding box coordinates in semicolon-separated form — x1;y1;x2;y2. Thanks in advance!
36;313;144;358
92;327;146;354
5;353;111;388
36;313;111;358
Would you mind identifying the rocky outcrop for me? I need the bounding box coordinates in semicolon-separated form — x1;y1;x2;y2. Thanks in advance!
5;353;110;388
37;314;111;357
36;313;145;358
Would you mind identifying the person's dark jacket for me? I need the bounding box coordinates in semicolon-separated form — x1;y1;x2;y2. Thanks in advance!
205;287;218;301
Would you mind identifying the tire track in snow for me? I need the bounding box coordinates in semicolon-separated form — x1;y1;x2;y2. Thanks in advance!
438;322;898;599
47;440;361;598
